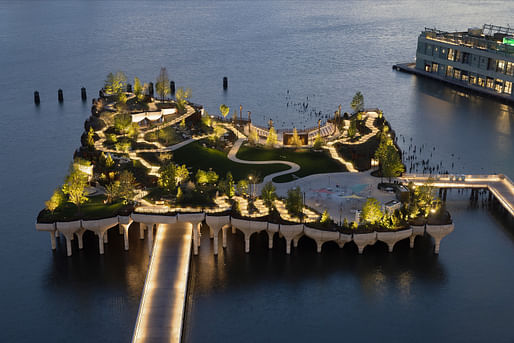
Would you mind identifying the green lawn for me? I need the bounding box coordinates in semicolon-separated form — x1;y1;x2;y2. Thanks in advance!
236;144;347;182
38;195;128;222
172;140;289;181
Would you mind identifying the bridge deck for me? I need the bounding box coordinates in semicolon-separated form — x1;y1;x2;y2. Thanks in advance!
400;174;514;217
132;222;192;343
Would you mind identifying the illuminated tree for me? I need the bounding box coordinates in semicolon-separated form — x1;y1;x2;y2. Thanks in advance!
118;170;137;202
86;127;95;148
155;67;170;100
158;162;177;193
105;181;120;204
104;153;115;168
248;127;259;145
286;186;303;217
236;180;249;196
313;133;324;149
62;166;89;213
361;198;383;224
347;119;357;139
350;91;364;113
45;188;66;212
381;144;405;181
219;104;230;118
266;127;277;148
133;77;144;101
290;128;302;147
175;164;189;185
175;88;192;112
261;182;276;210
320;210;331;224
219;172;235;198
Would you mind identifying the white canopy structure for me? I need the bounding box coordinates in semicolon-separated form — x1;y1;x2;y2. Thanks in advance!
131;108;177;123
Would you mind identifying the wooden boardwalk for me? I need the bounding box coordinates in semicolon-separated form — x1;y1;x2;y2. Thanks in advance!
132;222;192;343
400;174;514;217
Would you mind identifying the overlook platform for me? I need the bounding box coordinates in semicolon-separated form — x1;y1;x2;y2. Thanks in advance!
400;174;514;217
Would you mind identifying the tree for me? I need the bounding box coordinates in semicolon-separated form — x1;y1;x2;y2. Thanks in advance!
286;186;303;218
118;170;137;202
196;169;208;184
87;127;95;148
313;133;324;149
350;91;364;113
62;166;89;213
266;127;277;148
175;88;192;112
206;170;219;184
410;181;437;217
158;162;177;193
248;127;259;145
261;182;276;210
176;186;183;200
114;113;132;134
219;104;230;118
381;144;404;181
361;198;383;224
45;188;66;212
347;119;357;139
290;128;302;147
320;210;331;224
133;77;144;101
236;180;249;196
105;153;115;168
220;172;235;198
175;164;189;185
155;67;170;100
105;181;120;204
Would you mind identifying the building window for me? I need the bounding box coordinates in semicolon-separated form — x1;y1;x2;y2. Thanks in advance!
488;58;497;70
446;65;453;77
453;69;461;79
425;64;431;72
506;62;514;76
494;79;504;93
504;81;512;94
496;60;506;73
469;75;477;84
486;77;494;89
478;76;486;87
425;44;433;56
432;63;439;73
440;48;447;59
455;50;462;62
447;48;455;61
461;72;469;82
462;52;470;64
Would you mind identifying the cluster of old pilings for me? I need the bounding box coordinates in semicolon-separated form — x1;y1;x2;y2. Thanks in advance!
37;212;454;256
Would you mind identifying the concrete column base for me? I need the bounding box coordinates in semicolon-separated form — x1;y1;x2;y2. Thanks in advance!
75;228;86;250
120;223;130;250
267;232;274;249
139;224;145;240
285;239;292;255
245;236;250;253
98;232;105;255
147;224;154;256
55;231;60;238
213;235;219;255
316;241;323;253
49;231;56;250
409;235;416;248
293;236;300;248
196;224;201;247
222;227;227;248
209;226;214;239
193;225;199;256
103;231;109;244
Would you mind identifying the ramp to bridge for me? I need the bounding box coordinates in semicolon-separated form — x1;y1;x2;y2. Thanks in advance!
132;222;192;343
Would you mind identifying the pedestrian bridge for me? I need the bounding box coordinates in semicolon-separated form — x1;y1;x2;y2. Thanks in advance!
399;173;514;217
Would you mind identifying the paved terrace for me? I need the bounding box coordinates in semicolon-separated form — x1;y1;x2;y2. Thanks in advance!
400;173;514;217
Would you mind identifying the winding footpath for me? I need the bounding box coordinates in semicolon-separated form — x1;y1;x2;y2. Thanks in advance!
227;138;300;184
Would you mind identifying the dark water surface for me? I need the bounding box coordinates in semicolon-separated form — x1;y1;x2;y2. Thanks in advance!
0;0;513;342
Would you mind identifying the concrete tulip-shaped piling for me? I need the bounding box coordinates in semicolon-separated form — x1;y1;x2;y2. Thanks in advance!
304;226;339;253
230;218;268;253
205;215;231;255
267;223;280;249
426;224;454;254
337;232;352;249
36;222;56;250
278;223;304;255
118;215;133;251
56;220;82;256
353;231;377;254
376;228;413;252
178;213;205;256
81;217;119;255
409;224;426;248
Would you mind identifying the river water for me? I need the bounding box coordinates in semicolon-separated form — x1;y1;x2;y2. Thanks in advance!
0;0;513;342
